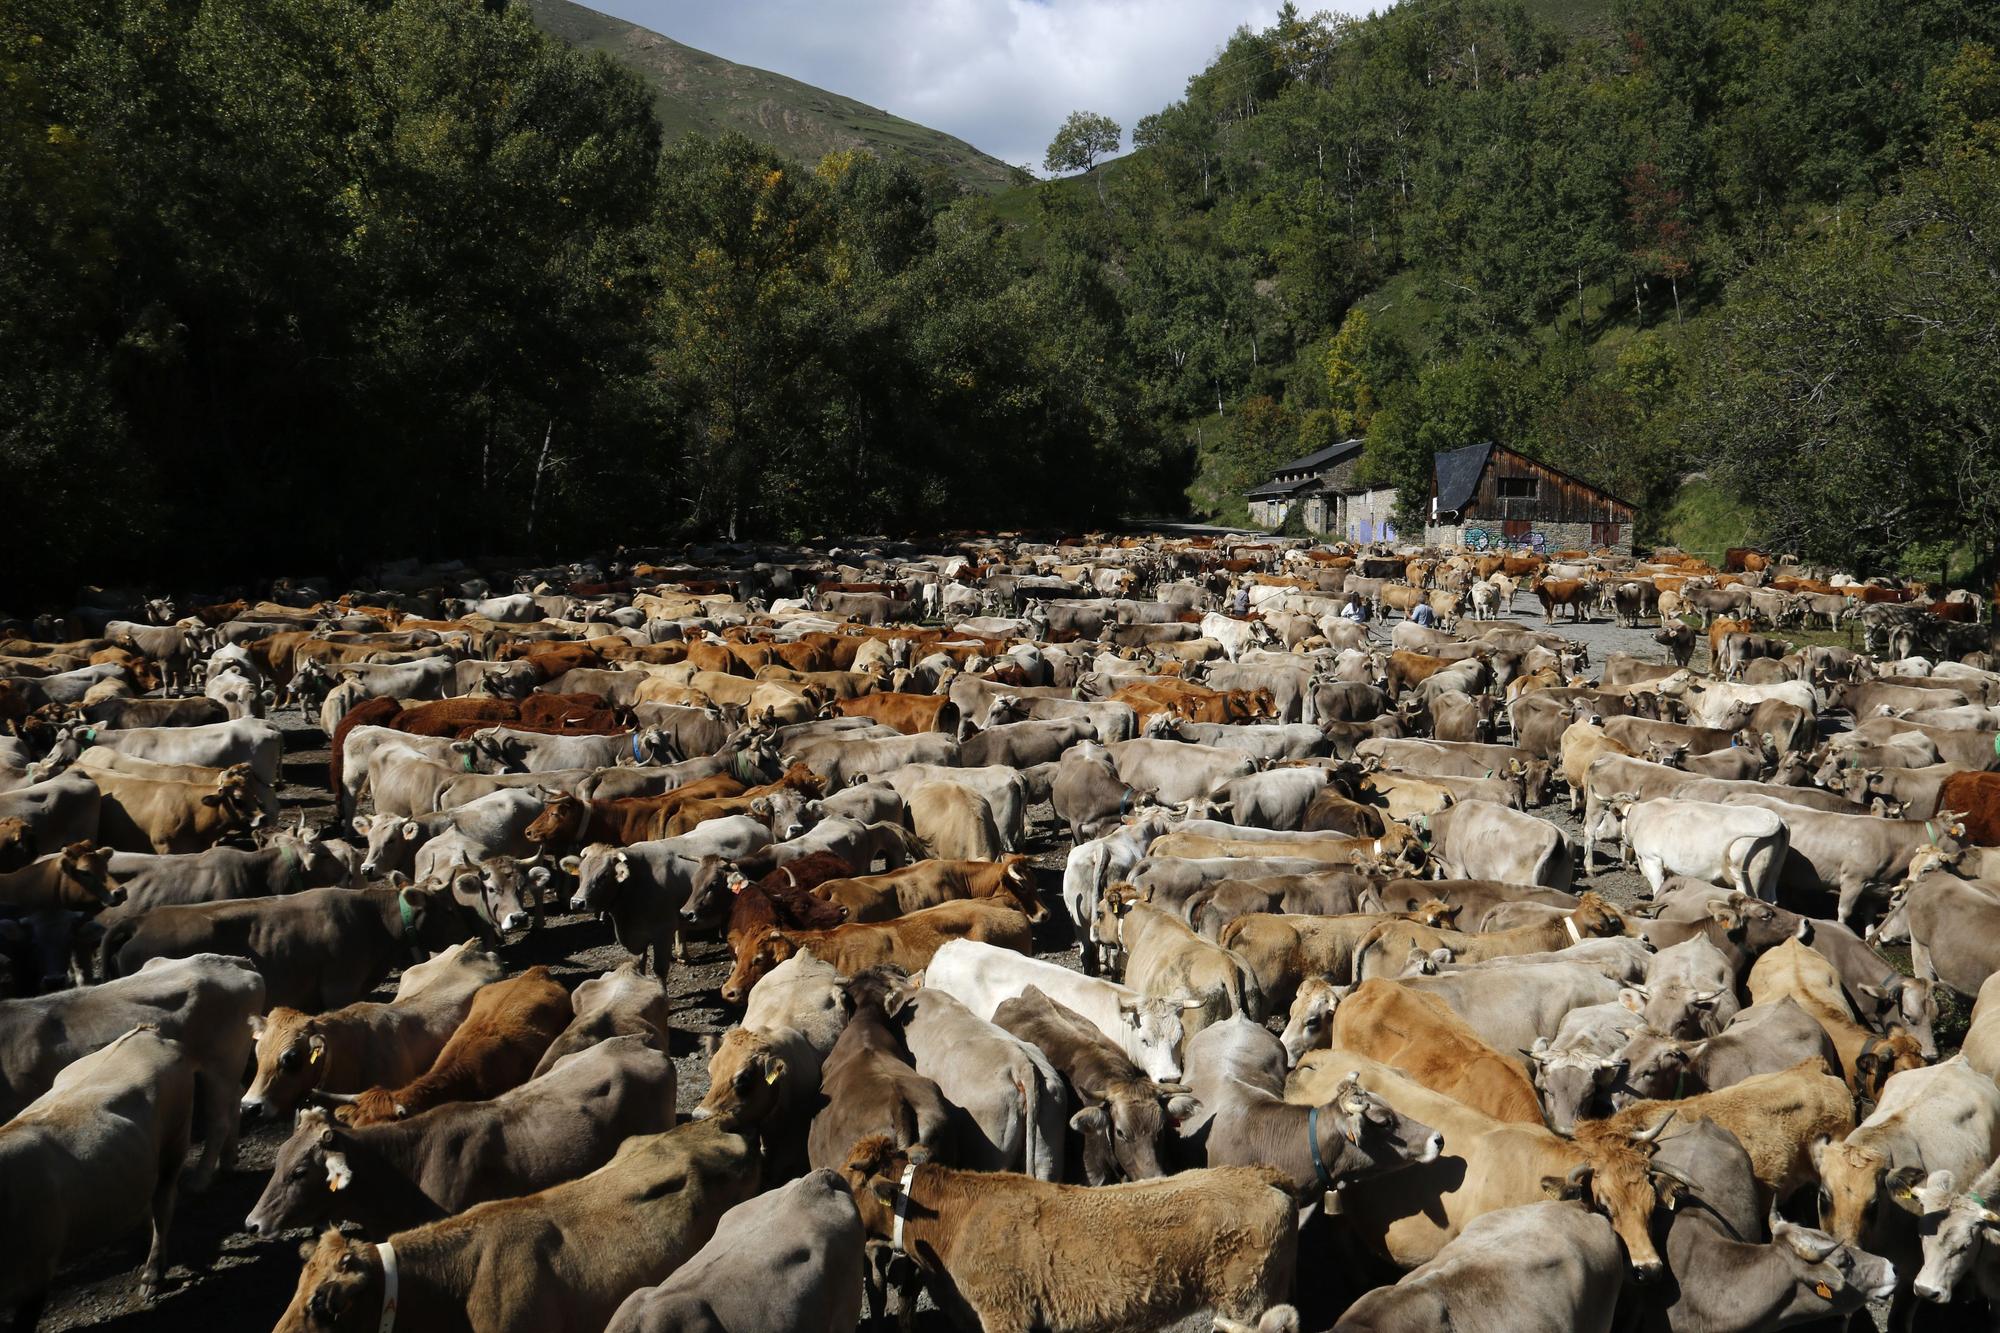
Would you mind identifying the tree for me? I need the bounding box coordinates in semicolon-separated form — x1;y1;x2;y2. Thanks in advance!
1044;111;1122;177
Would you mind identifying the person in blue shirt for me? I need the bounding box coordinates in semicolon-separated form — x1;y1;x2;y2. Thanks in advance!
1341;593;1369;624
1231;583;1250;617
1410;600;1436;628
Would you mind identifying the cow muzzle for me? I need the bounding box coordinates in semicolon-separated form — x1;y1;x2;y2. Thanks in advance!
568;891;589;912
1632;1259;1665;1283
1417;1132;1444;1163
239;1097;265;1124
499;912;528;932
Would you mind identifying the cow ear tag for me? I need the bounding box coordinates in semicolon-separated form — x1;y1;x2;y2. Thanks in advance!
309;1046;322;1065
765;1066;780;1085
1813;1282;1833;1301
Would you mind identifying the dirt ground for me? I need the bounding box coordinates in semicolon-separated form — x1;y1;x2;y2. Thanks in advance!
28;592;1886;1332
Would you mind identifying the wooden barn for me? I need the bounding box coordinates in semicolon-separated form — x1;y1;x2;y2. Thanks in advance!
1425;442;1635;555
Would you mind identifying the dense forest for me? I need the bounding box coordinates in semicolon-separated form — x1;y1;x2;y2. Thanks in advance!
4;0;1998;598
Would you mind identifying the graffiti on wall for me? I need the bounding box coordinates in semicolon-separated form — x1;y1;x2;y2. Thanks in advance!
1462;527;1548;554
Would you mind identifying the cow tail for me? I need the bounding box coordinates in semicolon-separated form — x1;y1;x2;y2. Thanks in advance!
1017;1075;1039;1178
98;915;137;980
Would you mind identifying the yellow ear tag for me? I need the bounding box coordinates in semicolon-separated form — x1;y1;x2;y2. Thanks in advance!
309;1046;322;1065
765;1068;780;1085
1813;1283;1833;1301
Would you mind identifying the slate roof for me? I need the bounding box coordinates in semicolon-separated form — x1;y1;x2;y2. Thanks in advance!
1269;438;1365;477
1432;441;1493;516
1245;476;1318;500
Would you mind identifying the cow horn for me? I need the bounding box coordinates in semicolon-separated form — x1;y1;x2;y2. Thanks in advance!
307;1089;360;1106
1632;1109;1677;1144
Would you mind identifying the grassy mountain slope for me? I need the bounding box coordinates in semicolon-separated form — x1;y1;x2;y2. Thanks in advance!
523;0;1021;194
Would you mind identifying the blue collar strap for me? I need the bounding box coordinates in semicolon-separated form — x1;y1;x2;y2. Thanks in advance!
631;730;644;763
1308;1104;1335;1191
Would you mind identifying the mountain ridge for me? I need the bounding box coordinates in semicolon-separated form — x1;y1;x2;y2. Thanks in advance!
523;0;1022;194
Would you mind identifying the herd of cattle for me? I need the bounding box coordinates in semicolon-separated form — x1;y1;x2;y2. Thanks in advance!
4;535;2000;1332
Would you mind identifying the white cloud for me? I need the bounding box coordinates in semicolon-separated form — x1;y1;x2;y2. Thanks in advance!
587;0;1360;174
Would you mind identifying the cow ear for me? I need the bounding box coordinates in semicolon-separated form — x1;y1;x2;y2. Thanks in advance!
352;815;374;835
1069;1105;1108;1134
1887;1164;1929;1212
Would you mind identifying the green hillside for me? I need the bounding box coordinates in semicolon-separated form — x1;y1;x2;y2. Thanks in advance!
522;0;1022;194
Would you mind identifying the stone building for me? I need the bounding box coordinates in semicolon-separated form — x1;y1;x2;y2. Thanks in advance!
1244;439;1402;542
1423;442;1635;555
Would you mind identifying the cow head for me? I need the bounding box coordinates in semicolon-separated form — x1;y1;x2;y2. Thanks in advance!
354;814;423;879
1529;1033;1631;1135
204;765;268;834
720;927;797;1007
568;846;630;914
1569;892;1627;941
1813;1136;1901;1245
523;793;587;850
1849;1027;1926;1102
50;842;121;911
247;1108;356;1239
1856;977;1938;1060
273;1226;389;1330
1913;1170;2000;1305
1318;1072;1444;1188
243;1009;327;1122
1280;977;1347;1065
0;817;36;873
1561;1113;1681;1279
691;1027;788;1131
996;854;1047;922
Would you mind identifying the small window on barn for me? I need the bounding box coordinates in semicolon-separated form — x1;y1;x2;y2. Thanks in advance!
1497;476;1539;500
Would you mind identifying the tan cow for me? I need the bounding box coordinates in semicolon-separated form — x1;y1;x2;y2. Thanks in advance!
275;1118;761;1333
906;781;1005;861
0;1027;195;1311
1292;1048;1680;1276
1352;891;1626;982
87;762;267;853
1748;939;1924;1100
808;855;1042;923
730;898;1032;999
1586;1058;1852;1203
840;1135;1296;1332
1220;909;1454;1014
1095;884;1262;1032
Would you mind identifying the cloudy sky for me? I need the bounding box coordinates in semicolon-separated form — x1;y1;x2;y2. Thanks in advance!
591;1;1360;173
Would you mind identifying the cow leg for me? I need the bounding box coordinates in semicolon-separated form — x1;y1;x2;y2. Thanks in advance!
1909;937;1937;984
187;1069;239;1190
142;1149;181;1298
1834;877;1867;928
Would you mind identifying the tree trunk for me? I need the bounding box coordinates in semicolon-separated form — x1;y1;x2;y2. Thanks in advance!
526;419;553;537
1671;276;1683;328
1576;269;1586;341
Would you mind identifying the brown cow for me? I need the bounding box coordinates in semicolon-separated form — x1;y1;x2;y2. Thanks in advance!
723;898;1033;1005
1534;578;1590;623
0;842;120;913
1938;770;2000;846
805;969;956;1172
831;692;956;735
524;777;747;850
1587;1058;1852;1204
805;855;1043;924
241;941;506;1121
333;967;572;1125
1331;979;1545;1124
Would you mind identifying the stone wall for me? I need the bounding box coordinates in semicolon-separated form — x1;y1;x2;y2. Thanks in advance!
1424;519;1634;556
